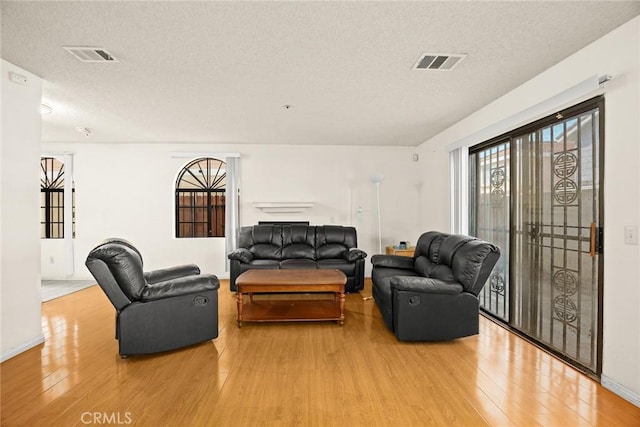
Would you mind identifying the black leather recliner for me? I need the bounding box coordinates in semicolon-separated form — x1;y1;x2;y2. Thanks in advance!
371;231;500;341
85;238;220;357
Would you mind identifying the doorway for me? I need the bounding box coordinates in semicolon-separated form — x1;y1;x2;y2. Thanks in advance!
469;97;604;375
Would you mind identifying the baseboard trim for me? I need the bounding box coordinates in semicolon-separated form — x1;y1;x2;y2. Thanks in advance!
1;334;45;363
601;375;640;407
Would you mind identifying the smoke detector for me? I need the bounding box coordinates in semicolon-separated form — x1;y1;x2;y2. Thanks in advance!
412;53;466;71
63;47;119;63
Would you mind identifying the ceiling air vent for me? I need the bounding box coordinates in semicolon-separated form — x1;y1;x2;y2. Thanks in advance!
413;53;466;71
63;46;119;63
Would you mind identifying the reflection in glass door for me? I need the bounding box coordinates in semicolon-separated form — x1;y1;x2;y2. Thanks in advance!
469;98;603;374
469;142;510;321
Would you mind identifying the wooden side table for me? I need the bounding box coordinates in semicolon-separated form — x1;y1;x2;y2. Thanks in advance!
385;246;416;257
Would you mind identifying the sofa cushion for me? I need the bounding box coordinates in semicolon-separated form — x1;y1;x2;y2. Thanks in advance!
248;260;280;267
414;231;445;263
317;259;355;276
280;259;317;269
316;225;357;260
250;244;282;260
238;225;283;260
413;234;470;282
372;266;419;284
281;244;316;260
439;235;475;266
414;256;455;282
428;234;446;264
239;260;280;275
281;225;316;260
390;277;463;295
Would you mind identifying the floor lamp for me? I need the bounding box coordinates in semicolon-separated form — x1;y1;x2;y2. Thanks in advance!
371;174;384;254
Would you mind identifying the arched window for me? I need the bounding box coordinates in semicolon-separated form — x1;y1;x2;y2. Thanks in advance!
175;157;226;238
40;156;75;238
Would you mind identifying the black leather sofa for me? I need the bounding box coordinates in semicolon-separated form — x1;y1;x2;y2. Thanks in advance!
371;231;500;341
228;224;367;293
86;238;219;357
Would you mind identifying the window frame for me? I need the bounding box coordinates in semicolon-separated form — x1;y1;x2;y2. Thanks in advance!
40;156;75;239
175;157;227;238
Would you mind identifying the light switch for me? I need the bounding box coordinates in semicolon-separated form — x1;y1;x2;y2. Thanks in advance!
624;226;638;245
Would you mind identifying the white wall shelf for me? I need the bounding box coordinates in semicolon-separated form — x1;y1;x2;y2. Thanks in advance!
252;202;314;213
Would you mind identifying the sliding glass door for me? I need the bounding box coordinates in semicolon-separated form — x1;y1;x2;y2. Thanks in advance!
469;142;510;321
469;97;603;374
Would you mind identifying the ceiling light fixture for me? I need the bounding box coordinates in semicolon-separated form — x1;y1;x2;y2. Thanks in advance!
40;104;53;115
75;127;92;136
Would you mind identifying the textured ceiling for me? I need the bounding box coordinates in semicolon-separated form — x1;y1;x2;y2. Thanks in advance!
1;1;639;146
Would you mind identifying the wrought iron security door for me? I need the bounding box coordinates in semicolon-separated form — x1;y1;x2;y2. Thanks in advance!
470;98;603;375
469;143;510;321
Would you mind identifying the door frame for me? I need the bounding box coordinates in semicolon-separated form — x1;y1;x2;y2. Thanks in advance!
469;95;605;378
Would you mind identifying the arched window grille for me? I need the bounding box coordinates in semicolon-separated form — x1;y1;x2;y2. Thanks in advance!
40;157;75;239
175;157;226;238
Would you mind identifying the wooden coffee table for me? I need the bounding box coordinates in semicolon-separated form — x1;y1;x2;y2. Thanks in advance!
235;269;347;327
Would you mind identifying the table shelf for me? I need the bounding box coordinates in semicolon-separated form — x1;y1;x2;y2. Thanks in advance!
240;299;342;323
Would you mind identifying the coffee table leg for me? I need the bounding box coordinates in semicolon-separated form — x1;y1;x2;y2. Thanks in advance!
338;291;345;326
237;291;243;328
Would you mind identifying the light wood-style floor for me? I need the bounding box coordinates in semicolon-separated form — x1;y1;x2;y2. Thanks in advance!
2;279;639;426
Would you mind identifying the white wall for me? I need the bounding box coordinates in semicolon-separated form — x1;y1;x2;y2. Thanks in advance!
1;60;44;361
40;142;421;279
41;239;66;277
416;17;640;405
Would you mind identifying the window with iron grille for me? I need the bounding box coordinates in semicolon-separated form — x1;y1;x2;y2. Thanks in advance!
175;157;226;238
40;157;75;239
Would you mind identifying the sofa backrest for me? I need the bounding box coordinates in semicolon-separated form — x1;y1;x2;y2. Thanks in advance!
282;225;316;260
236;224;360;261
237;225;283;260
100;237;144;263
86;240;147;303
413;232;456;282
452;239;501;295
316;225;357;260
413;231;500;295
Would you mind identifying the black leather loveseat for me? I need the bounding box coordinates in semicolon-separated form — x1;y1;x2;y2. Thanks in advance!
228;224;367;293
371;231;499;341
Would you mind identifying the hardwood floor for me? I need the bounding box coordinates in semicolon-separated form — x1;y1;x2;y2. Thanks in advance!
2;279;639;426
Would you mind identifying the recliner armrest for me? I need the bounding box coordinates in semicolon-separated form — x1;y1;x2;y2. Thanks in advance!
371;255;414;270
140;274;220;302
228;248;253;263
144;264;201;284
390;276;463;295
344;248;367;262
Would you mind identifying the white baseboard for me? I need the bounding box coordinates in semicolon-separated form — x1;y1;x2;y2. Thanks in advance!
601;375;640;407
1;334;45;363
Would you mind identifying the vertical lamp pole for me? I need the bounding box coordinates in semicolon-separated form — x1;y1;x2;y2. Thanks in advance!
371;175;384;254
